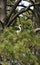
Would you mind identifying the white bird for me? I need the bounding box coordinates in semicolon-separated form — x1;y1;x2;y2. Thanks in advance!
16;24;21;34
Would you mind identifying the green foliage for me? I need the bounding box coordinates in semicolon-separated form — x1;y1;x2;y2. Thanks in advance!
0;17;40;65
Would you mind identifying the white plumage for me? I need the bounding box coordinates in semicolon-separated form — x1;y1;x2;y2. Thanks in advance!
16;24;21;34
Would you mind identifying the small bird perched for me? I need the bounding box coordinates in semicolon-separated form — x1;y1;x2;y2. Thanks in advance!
16;24;21;34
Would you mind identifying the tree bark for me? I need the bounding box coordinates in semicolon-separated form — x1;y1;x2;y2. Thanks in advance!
33;0;40;28
0;0;6;22
0;0;6;32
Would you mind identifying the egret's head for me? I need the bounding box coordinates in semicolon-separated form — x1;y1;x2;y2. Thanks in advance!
19;24;21;27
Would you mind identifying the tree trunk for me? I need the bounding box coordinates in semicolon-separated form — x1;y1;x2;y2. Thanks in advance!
33;0;40;29
0;0;6;32
0;0;6;22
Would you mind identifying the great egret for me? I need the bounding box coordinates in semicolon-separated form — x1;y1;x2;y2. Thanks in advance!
16;24;21;34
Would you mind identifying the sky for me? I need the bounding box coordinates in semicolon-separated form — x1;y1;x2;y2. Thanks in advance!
20;0;30;6
17;0;33;10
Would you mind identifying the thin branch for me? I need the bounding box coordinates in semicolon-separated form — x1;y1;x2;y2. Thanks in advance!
5;1;40;27
6;5;35;27
5;0;22;25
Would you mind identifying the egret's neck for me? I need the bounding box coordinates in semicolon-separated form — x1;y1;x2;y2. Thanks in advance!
19;26;21;31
